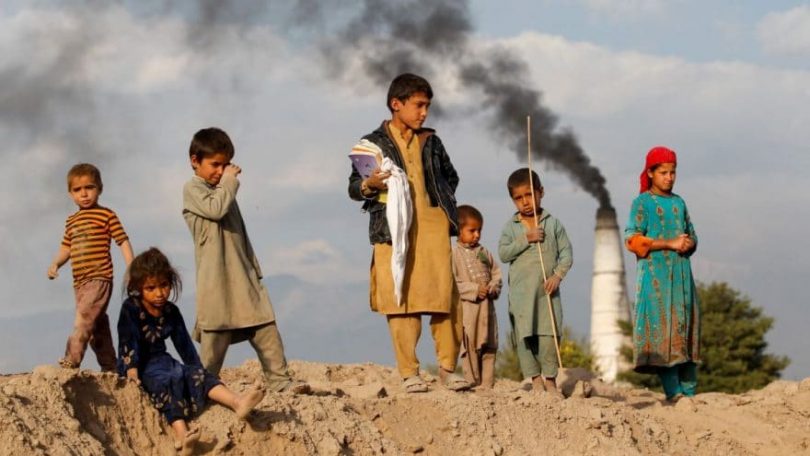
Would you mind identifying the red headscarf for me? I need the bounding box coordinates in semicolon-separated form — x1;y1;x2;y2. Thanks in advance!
639;146;677;193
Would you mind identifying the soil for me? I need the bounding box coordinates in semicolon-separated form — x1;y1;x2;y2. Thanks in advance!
1;361;808;455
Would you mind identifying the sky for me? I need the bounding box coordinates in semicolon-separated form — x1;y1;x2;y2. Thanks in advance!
1;0;808;380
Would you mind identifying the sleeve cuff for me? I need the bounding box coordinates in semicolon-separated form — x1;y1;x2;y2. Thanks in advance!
626;234;652;258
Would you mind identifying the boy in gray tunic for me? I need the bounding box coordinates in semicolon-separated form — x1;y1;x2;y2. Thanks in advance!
499;168;572;397
183;127;308;394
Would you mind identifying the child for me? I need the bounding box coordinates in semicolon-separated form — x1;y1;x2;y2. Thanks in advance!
498;168;572;397
452;205;502;390
348;73;469;393
117;248;265;455
47;163;134;371
182;127;308;394
624;146;700;402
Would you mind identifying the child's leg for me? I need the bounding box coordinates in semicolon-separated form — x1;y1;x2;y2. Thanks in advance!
207;384;265;419
170;419;200;456
657;366;682;400
480;351;496;389
387;315;423;378
459;334;478;385
248;322;295;392
87;290;116;371
678;362;698;396
539;336;562;396
516;335;543;390
429;312;461;373
63;280;113;368
199;330;231;376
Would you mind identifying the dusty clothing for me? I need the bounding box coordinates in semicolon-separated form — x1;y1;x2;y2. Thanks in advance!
183;173;291;388
116;298;221;423
348;121;460;244
498;210;572;340
63;279;116;371
386;312;461;378
369;123;455;315
452;242;502;385
198;323;291;392
61;206;129;288
515;334;560;379
182;174;276;332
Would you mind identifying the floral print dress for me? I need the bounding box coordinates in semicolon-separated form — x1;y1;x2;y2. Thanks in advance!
624;191;700;373
117;297;221;423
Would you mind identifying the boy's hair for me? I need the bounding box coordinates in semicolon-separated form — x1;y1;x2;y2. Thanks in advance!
507;168;542;195
67;163;103;192
457;204;483;227
387;73;433;113
125;247;182;301
189;127;235;162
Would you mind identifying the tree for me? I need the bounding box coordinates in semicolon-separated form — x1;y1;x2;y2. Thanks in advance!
617;281;790;394
496;327;596;381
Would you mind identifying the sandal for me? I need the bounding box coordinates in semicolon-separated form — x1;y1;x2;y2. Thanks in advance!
439;370;471;392
402;375;428;393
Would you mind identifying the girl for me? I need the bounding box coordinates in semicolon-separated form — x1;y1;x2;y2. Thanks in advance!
117;248;264;455
624;146;700;402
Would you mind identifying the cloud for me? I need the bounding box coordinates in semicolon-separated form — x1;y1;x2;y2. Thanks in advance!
265;239;368;286
757;5;810;56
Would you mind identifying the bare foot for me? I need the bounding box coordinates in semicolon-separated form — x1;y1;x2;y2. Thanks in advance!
178;426;200;456
531;376;545;393
235;385;265;420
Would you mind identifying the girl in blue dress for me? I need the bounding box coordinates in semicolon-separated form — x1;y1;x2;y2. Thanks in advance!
117;248;264;454
624;146;700;402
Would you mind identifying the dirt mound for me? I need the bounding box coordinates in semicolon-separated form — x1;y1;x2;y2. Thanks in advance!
1;361;809;455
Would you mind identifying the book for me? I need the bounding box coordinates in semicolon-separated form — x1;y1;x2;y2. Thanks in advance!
350;140;382;179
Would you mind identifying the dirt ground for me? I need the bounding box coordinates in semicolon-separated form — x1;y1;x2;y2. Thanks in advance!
1;360;808;455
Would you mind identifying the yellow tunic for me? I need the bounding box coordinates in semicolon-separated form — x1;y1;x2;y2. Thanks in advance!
370;123;455;315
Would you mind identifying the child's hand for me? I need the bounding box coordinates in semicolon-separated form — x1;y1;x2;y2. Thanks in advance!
544;274;561;295
126;368;141;386
223;163;242;178
526;226;545;243
669;234;691;253
681;236;695;253
477;284;489;300
365;168;391;191
47;263;59;280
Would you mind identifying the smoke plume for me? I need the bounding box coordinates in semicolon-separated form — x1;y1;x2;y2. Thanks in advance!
312;0;613;208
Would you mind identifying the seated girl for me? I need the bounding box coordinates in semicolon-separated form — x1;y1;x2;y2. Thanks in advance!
117;247;264;455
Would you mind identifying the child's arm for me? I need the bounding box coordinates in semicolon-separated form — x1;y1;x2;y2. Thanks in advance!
498;223;530;263
169;306;204;368
183;174;239;221
119;240;134;267
117;300;141;382
546;221;573;295
47;245;70;279
487;249;503;299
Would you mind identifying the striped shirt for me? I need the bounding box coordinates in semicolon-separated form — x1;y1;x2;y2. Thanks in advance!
62;206;129;288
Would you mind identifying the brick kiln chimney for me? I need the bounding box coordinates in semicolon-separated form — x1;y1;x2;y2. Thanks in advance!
590;208;632;383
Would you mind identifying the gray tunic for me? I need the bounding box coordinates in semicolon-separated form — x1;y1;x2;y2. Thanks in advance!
183;175;275;333
498;210;572;339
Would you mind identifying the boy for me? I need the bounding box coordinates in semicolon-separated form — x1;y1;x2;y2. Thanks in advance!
348;73;470;393
182;127;308;394
48;163;134;371
452;205;502;390
498;168;572;396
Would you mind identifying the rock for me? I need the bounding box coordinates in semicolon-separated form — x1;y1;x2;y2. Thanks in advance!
491;442;504;455
342;382;387;399
798;377;810;392
569;380;593;399
674;396;697;413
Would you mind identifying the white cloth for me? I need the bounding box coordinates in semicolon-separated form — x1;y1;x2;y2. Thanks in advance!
380;156;412;305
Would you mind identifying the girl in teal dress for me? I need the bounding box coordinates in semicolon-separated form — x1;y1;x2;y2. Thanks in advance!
117;248;265;455
624;146;700;401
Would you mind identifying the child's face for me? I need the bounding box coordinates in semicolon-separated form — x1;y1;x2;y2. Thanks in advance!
391;91;431;131
140;275;171;315
458;219;483;246
510;183;543;218
68;174;100;210
191;152;231;186
647;162;676;195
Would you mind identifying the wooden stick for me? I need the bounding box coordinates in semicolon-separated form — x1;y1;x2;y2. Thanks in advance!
526;115;564;369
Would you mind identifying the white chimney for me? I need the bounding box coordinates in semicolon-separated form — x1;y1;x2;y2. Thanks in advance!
590;208;631;383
